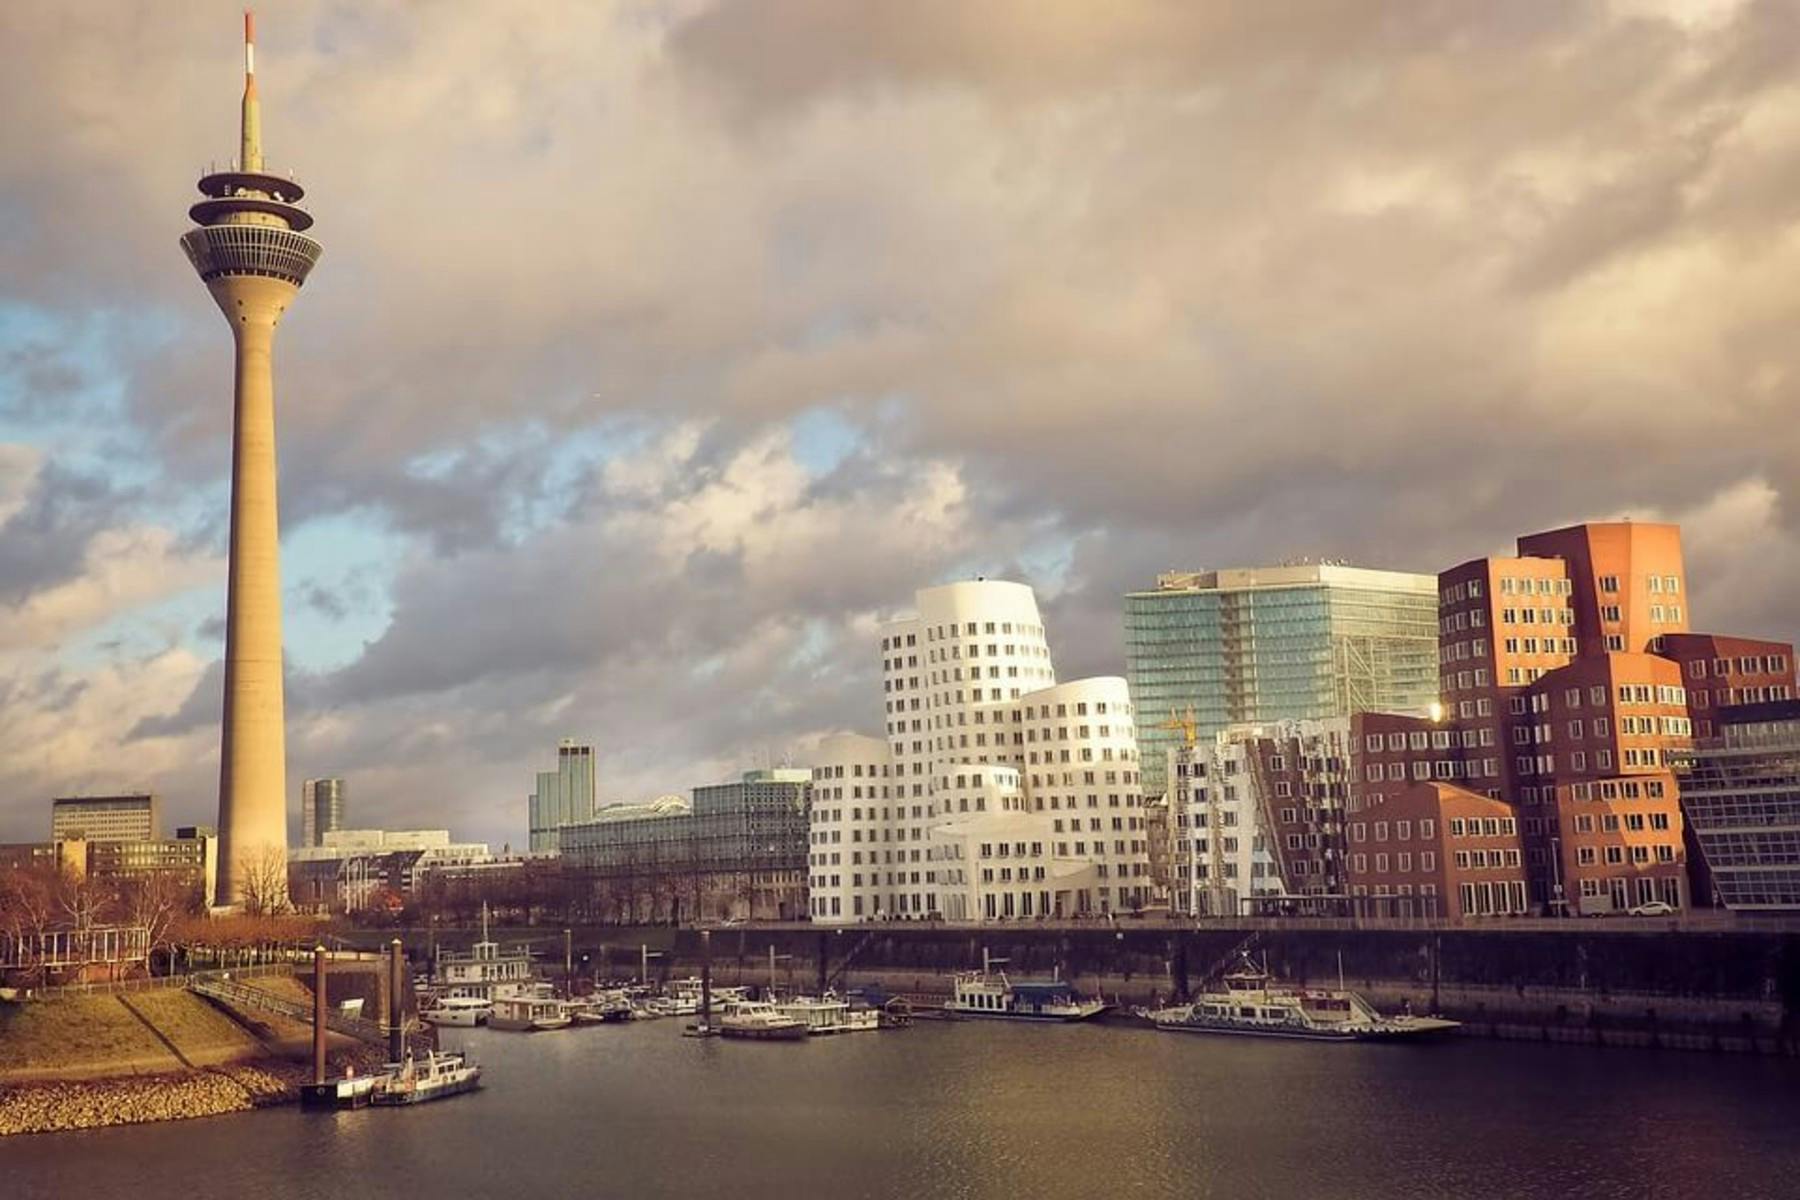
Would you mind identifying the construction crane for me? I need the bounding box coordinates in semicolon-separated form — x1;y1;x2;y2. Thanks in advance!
1157;708;1232;918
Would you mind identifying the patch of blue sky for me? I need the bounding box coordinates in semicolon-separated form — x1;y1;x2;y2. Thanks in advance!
63;583;220;671
943;530;1077;596
0;301;181;489
499;419;635;545
281;510;404;671
405;415;648;544
789;406;863;476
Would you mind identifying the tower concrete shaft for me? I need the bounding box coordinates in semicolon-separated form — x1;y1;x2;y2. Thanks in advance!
181;11;320;907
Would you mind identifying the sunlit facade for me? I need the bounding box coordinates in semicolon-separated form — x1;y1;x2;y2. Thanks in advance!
1125;565;1439;801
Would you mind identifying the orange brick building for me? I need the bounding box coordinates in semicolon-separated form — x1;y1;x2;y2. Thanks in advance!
1348;521;1793;915
1345;782;1529;919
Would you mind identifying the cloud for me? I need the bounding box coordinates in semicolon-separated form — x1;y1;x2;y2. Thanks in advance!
0;1;1797;846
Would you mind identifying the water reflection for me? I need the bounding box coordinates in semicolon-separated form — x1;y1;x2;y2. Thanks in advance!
7;1021;1798;1200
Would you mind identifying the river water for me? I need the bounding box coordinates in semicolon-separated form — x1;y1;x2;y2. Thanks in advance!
6;1019;1798;1199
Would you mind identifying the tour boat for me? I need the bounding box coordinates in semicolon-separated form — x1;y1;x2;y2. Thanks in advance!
717;999;808;1041
773;994;881;1035
370;1049;483;1105
1140;956;1461;1042
420;995;492;1027
944;951;1110;1022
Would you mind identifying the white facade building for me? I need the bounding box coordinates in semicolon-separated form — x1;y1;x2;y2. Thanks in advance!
1168;717;1353;916
810;580;1152;923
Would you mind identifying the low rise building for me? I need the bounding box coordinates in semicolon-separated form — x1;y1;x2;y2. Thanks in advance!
86;830;218;907
561;770;811;922
1345;783;1529;919
289;829;494;913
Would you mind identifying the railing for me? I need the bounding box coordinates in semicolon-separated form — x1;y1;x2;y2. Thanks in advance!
9;962;295;1001
188;972;397;1046
678;912;1800;935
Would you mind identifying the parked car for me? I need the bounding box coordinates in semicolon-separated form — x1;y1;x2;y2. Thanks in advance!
1626;901;1675;916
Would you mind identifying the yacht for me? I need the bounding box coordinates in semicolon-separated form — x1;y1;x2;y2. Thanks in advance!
370;1049;483;1105
945;951;1109;1022
717;999;807;1041
1141;957;1461;1042
419;995;492;1027
774;994;881;1035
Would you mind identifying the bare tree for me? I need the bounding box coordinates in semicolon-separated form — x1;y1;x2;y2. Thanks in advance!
119;872;201;975
238;845;291;916
0;867;58;986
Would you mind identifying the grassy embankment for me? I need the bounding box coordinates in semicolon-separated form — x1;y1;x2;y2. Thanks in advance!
0;977;378;1136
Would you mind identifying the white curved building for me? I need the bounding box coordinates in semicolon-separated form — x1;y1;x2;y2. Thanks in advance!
810;580;1152;923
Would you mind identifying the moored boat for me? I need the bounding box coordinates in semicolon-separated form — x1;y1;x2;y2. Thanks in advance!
370;1049;483;1105
944;951;1109;1022
300;1070;380;1110
774;994;881;1035
420;995;492;1027
489;985;575;1031
1141;956;1460;1042
717;999;807;1041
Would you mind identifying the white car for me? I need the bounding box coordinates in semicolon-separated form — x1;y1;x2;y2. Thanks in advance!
1627;901;1675;916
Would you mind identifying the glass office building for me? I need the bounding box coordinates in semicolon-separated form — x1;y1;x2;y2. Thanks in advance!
1125;565;1439;799
1673;700;1800;911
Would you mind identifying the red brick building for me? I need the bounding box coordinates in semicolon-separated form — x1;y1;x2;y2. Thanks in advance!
1345;782;1529;919
1349;521;1794;915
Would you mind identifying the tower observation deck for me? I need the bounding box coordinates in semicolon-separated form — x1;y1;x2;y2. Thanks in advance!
182;11;320;908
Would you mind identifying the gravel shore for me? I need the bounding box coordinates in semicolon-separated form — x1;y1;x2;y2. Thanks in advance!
0;1048;388;1137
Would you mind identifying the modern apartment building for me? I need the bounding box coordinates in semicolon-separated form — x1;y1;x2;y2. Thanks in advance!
527;739;598;853
1672;700;1800;911
1124;565;1438;801
560;770;811;922
51;794;159;844
809;580;1152;923
301;777;346;847
1165;718;1353;916
1356;521;1794;915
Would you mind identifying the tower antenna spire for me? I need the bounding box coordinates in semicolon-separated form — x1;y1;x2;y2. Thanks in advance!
241;9;262;172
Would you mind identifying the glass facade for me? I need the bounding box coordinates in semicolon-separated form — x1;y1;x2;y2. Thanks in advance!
560;770;812;920
1125;566;1438;798
1675;707;1800;910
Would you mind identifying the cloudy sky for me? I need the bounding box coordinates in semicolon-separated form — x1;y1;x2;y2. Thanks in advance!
2;0;1797;847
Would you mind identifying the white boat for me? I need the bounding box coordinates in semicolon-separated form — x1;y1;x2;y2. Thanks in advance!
420;995;492;1027
716;999;807;1041
435;904;535;1001
774;995;881;1035
371;1049;483;1105
489;985;575;1031
945;951;1109;1022
1141;956;1460;1042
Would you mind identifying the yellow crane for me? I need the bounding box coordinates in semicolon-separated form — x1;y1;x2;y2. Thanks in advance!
1156;707;1199;749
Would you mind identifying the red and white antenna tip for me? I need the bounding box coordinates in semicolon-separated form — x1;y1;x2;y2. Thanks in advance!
244;9;256;76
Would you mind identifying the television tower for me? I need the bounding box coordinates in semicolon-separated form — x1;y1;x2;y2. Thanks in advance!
180;11;321;906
